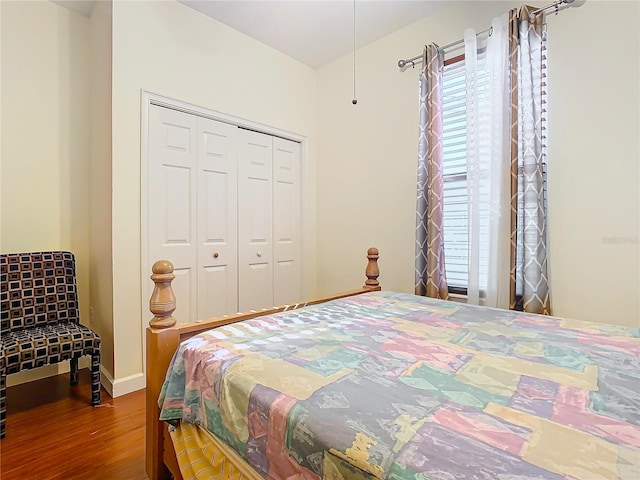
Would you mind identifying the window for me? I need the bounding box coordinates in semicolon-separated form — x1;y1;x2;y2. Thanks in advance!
416;19;549;311
440;36;548;302
441;54;490;295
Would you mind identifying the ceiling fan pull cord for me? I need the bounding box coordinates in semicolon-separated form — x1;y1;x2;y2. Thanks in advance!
352;0;358;105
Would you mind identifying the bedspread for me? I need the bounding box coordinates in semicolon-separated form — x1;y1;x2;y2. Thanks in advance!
159;291;640;480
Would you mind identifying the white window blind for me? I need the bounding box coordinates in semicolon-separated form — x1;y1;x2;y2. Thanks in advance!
441;54;490;291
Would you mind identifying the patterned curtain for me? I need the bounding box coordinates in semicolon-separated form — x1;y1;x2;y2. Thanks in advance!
509;7;551;314
415;44;449;299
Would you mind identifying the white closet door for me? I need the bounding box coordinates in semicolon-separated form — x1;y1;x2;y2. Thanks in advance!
148;105;197;324
273;138;302;306
238;129;274;311
197;117;239;319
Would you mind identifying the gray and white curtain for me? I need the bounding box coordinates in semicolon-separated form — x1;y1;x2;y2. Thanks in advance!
509;6;551;314
415;44;449;299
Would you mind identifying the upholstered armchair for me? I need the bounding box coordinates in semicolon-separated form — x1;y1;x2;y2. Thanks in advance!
0;251;101;439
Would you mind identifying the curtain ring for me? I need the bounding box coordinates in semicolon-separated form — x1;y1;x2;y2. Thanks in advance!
488;25;494;37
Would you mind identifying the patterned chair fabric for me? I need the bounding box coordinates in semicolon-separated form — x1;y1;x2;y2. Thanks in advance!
0;251;101;439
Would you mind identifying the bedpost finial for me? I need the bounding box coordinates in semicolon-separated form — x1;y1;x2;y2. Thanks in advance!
149;260;177;329
364;247;380;290
152;259;173;275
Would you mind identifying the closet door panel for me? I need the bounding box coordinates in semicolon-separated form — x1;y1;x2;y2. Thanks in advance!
273;138;302;306
197;117;239;319
149;104;197;324
238;130;273;311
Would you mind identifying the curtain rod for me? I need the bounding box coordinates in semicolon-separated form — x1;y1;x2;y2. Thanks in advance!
397;0;575;69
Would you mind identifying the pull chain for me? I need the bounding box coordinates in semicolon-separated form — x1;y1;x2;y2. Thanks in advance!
352;0;358;105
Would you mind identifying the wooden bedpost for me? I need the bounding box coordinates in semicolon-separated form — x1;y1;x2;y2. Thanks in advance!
146;260;180;480
364;247;380;290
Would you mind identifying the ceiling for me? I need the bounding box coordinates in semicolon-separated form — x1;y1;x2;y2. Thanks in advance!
178;1;450;68
51;0;96;17
52;0;450;69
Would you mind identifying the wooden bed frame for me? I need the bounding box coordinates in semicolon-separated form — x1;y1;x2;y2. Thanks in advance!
145;247;381;480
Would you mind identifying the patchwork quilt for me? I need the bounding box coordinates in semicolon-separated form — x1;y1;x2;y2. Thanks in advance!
159;291;640;479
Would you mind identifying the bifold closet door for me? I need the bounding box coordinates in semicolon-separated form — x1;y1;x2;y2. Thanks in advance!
149;105;302;320
238;129;274;311
273;137;302;306
197;117;239;319
148;105;198;323
149;106;240;322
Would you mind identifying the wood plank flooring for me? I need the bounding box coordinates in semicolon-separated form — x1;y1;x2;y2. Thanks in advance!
0;370;147;479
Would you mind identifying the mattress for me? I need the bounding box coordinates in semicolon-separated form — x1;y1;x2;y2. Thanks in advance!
159;291;640;479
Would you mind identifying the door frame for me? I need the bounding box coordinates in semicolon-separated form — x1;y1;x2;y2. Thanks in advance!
140;90;309;374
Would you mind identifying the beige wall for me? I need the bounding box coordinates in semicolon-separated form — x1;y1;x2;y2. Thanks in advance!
316;0;639;327
545;0;639;327
110;0;318;382
0;0;318;392
1;0;92;384
90;0;114;381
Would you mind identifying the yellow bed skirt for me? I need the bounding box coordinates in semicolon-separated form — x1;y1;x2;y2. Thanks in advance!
169;423;263;480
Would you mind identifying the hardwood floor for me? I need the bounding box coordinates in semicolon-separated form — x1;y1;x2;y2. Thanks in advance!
0;370;147;479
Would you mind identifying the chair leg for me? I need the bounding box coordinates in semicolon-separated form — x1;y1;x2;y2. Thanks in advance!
90;350;101;406
0;371;6;439
70;356;79;385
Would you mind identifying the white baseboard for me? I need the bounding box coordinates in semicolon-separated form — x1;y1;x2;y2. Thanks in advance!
100;366;146;397
6;362;145;399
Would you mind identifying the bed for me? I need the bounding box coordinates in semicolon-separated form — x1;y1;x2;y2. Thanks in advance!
145;248;640;480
